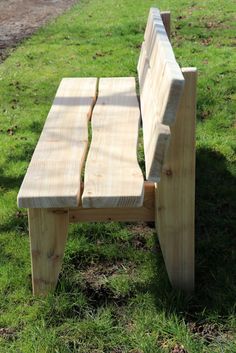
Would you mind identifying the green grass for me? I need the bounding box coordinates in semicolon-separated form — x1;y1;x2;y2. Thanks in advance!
0;0;235;352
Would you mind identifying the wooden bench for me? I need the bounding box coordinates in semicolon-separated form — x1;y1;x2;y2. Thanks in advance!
17;8;197;295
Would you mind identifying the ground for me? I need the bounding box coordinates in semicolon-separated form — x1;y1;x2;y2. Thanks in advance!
0;0;78;62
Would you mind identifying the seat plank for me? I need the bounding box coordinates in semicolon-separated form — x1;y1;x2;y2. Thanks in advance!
17;77;97;208
137;8;185;182
82;77;144;208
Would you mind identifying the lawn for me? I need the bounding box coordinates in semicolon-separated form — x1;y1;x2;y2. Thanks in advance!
0;0;235;352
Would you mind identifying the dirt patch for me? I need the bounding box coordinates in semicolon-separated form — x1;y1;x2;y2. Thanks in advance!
171;345;188;353
80;260;135;306
126;223;153;251
0;0;79;62
0;327;17;341
188;321;227;344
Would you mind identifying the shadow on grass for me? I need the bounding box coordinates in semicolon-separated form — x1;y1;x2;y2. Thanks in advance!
150;147;236;321
0;167;28;235
0;143;235;325
52;147;236;326
0;211;28;235
0;171;24;191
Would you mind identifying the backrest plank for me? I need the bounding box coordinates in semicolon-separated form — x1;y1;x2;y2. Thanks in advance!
138;8;185;181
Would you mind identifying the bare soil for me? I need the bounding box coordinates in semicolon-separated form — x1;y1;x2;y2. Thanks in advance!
0;0;78;62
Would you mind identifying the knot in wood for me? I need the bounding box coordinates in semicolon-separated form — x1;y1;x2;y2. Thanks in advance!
52;209;67;215
164;168;173;176
48;253;61;262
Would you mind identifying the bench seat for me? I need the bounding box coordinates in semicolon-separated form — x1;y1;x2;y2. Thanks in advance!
17;77;144;209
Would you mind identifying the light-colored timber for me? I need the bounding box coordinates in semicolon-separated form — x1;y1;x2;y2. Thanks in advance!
70;182;154;222
17;9;196;295
17;78;97;208
155;68;197;292
28;208;69;295
82;77;144;208
137;7;185;182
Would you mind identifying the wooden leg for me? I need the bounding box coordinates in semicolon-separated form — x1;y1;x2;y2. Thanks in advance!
28;208;69;295
155;68;197;292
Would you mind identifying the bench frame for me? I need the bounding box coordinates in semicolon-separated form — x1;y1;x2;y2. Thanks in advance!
26;11;197;295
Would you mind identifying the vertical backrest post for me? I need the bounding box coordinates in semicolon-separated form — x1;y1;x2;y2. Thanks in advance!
155;67;197;291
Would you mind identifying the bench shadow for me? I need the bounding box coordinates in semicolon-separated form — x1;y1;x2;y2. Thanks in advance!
150;147;236;321
0;169;24;192
55;146;235;329
1;108;235;326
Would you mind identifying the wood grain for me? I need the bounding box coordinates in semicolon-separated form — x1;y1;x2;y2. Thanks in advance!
137;7;185;181
155;68;197;292
70;182;154;222
82;77;144;208
28;208;69;295
17;78;97;208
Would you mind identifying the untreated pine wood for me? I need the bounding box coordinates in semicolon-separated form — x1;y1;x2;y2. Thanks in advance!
17;78;97;208
155;68;197;292
28;208;69;295
70;182;155;222
82;77;144;208
139;67;171;181
137;7;185;182
17;7;196;296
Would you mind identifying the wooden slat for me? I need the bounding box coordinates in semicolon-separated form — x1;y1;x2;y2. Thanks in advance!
155;68;197;291
137;7;185;182
17;78;97;208
82;77;144;208
138;56;171;181
144;8;175;63
69;182;154;222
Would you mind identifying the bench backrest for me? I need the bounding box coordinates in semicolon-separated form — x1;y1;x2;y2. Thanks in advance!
138;7;185;181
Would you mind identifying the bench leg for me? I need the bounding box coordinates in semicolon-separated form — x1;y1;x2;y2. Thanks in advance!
155;68;197;292
28;208;69;295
